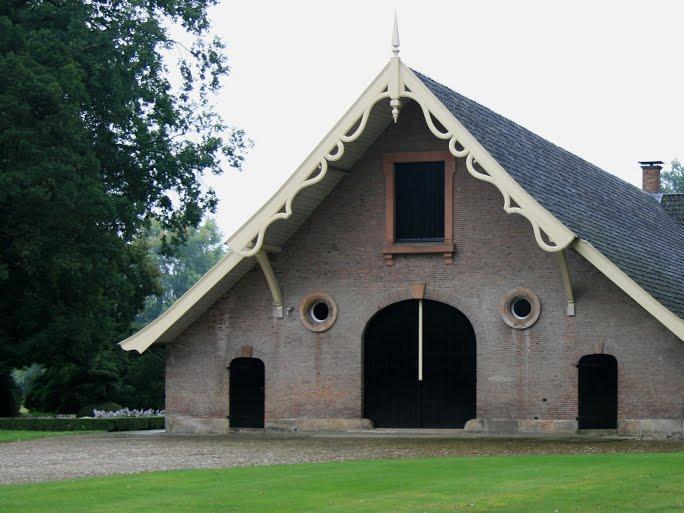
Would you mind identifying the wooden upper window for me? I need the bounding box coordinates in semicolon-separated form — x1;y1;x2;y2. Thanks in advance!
383;152;455;266
395;161;445;242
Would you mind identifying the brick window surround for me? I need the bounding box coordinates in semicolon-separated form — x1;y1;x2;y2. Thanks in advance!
383;151;455;266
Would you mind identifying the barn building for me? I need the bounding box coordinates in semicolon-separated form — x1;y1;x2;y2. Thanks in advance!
120;24;684;437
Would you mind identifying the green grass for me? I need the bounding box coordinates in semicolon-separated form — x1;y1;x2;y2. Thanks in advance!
1;452;683;513
0;430;100;443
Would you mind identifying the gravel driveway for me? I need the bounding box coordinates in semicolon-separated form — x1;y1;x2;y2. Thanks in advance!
1;431;683;485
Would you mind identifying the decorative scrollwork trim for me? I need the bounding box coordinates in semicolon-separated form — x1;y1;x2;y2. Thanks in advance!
119;58;684;354
231;61;576;258
228;62;394;257
400;65;577;253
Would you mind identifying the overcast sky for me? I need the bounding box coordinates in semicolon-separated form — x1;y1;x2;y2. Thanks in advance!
200;1;683;237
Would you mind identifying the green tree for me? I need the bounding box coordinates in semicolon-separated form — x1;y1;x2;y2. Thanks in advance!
117;218;226;410
11;363;42;407
1;1;247;413
136;219;226;326
662;159;684;193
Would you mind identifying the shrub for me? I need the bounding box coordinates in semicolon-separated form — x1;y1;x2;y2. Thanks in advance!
0;416;164;432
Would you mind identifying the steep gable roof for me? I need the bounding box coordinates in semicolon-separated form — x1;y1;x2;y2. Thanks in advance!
120;59;684;353
418;71;684;319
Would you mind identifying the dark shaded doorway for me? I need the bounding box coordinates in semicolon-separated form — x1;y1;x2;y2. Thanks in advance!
363;299;476;428
229;357;265;428
578;354;617;429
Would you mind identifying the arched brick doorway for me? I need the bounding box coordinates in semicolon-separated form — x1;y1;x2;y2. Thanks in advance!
363;299;476;428
229;357;265;428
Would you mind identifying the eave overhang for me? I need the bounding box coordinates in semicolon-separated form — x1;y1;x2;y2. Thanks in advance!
119;59;684;353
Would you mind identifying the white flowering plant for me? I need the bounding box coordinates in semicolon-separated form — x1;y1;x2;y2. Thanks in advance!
92;408;164;418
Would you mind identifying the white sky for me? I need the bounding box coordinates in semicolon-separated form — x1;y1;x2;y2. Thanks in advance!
201;0;684;237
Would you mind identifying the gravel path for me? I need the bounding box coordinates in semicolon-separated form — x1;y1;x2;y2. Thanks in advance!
1;431;683;485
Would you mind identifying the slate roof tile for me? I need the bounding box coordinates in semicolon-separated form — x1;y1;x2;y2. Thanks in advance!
416;70;684;319
661;194;684;228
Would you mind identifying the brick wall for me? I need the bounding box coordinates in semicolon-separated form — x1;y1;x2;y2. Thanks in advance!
166;101;684;425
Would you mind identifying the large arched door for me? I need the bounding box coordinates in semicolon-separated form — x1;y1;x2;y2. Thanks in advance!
229;358;265;428
578;354;617;429
363;299;476;428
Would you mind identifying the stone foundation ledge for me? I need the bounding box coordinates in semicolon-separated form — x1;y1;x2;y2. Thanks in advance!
266;418;374;432
618;419;684;439
464;418;577;435
165;415;230;434
166;415;684;438
165;415;373;434
465;418;684;439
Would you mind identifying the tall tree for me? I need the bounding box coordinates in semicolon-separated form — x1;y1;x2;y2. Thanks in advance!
662;159;684;193
0;1;247;412
116;218;226;410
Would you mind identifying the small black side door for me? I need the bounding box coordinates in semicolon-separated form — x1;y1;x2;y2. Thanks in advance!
578;354;617;429
229;358;265;428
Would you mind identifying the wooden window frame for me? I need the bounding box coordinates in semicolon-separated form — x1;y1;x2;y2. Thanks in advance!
383;151;455;266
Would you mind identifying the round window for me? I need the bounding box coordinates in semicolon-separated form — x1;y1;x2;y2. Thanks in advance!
510;297;532;320
500;288;541;329
300;293;337;332
310;301;330;323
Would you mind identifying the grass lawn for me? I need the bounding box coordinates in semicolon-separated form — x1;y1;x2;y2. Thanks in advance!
1;452;683;513
0;430;100;443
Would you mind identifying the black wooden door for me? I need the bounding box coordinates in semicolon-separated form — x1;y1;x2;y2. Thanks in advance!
578;354;617;429
422;301;476;428
229;358;265;428
364;300;420;427
363;300;476;428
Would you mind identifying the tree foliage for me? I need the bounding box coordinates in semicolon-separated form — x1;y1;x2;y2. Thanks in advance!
23;219;226;412
117;218;226;410
0;372;20;417
0;1;246;412
25;357;121;413
662;159;684;193
136;218;225;326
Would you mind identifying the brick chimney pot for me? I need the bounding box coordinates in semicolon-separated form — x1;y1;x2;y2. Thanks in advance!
639;161;664;194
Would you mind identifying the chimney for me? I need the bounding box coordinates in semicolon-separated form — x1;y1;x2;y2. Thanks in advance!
639;161;664;194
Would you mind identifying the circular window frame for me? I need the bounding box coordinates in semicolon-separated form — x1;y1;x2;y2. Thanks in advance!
299;292;338;332
499;288;541;330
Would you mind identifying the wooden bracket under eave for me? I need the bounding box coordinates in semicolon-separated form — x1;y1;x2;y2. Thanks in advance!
255;249;284;318
558;250;576;316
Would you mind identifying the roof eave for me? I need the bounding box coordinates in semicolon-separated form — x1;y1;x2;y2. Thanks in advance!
574;239;684;341
120;62;397;353
120;59;684;353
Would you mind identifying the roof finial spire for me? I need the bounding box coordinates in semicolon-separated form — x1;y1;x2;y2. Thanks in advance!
391;10;400;57
389;10;402;123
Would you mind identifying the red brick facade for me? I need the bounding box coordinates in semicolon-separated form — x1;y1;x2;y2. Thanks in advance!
165;102;684;434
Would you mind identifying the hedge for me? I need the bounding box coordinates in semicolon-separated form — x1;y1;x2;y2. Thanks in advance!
0;416;164;432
